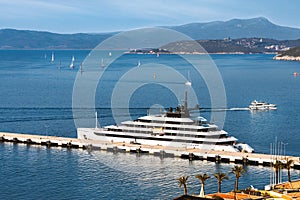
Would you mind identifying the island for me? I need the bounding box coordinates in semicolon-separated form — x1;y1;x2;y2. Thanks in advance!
128;38;300;55
273;46;300;61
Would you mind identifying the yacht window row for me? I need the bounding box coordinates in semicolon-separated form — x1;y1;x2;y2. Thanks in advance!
122;123;217;132
94;132;234;145
138;118;207;125
105;128;227;138
107;126;221;136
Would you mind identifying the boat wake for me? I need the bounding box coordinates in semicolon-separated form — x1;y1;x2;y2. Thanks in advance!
229;107;250;111
200;107;250;112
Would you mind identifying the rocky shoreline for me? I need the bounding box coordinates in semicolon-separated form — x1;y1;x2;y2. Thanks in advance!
273;55;300;61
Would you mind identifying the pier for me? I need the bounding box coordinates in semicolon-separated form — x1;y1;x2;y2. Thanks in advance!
1;131;299;169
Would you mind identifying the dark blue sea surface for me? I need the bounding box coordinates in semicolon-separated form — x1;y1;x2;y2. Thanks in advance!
0;50;299;199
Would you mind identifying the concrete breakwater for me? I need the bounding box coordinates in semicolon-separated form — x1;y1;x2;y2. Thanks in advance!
1;132;300;169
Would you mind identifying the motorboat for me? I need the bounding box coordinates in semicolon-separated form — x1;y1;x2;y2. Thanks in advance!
249;100;277;110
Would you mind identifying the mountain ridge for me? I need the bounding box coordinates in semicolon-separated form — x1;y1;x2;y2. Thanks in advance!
0;29;114;49
169;17;300;40
1;17;300;50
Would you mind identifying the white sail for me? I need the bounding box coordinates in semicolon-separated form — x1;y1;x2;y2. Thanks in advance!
51;52;54;62
80;63;83;73
70;56;75;69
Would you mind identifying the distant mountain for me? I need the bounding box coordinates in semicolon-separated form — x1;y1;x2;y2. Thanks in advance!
169;17;300;40
1;17;300;49
0;29;113;49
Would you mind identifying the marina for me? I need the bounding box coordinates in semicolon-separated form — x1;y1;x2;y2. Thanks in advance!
1;51;300;199
0;2;300;198
1;131;299;170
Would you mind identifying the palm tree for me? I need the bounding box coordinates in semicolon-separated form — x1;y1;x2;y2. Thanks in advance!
286;158;294;182
177;176;189;195
273;160;283;184
231;165;247;192
214;172;229;193
195;173;210;197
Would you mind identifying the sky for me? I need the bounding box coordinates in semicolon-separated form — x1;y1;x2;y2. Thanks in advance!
0;0;299;33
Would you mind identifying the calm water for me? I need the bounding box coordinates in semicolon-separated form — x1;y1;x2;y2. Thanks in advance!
0;50;299;199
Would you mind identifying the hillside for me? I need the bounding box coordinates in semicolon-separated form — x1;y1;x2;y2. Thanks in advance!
274;46;300;61
135;38;300;54
0;29;113;49
279;46;300;56
170;17;300;40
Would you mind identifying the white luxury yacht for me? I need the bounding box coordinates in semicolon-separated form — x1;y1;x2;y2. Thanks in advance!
249;100;277;110
77;92;254;153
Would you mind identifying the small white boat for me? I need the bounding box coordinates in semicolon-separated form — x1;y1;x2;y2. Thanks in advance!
185;80;192;86
70;56;75;69
249;100;277;110
137;60;141;67
185;71;192;86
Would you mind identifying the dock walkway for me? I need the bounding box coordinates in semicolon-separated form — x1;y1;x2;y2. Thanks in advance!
1;132;299;169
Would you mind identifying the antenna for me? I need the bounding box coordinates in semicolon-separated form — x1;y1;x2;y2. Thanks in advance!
184;91;188;110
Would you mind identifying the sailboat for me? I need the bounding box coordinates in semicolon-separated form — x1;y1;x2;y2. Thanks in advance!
51;52;54;63
80;63;83;74
70;56;75;69
185;71;192;86
101;58;105;68
137;60;141;67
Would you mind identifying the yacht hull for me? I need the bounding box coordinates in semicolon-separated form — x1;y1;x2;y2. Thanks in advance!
77;128;241;152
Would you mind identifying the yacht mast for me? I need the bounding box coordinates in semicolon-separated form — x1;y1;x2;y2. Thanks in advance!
95;112;98;129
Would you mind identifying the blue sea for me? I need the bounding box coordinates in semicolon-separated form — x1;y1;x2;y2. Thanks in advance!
0;50;299;199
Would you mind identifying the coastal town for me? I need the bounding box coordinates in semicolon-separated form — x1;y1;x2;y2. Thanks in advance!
128;37;300;61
